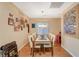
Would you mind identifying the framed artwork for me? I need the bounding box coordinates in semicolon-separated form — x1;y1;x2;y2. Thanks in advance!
20;18;25;28
27;24;29;33
20;26;23;31
14;25;21;31
16;17;19;22
25;19;27;23
14;18;20;31
9;13;13;17
8;12;29;32
64;9;76;34
8;17;14;26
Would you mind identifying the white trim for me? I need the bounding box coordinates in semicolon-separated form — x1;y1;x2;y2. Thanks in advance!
61;45;75;57
18;43;28;52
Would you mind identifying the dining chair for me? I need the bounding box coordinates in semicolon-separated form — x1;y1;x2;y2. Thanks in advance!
43;33;54;56
32;33;37;41
32;34;41;56
28;35;33;55
28;35;40;56
49;33;55;45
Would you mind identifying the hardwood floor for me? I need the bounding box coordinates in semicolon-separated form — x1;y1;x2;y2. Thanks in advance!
18;43;72;57
53;44;72;57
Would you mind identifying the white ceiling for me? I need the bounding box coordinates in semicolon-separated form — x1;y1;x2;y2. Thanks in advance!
13;2;74;18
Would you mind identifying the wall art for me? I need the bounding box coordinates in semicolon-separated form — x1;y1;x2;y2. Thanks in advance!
8;13;14;26
64;9;76;34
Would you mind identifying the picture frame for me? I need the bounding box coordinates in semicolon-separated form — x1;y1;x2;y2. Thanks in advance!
14;19;21;31
25;19;27;23
8;12;29;32
8;17;14;26
9;13;13;17
16;17;19;22
20;18;25;28
64;9;76;35
14;25;21;31
8;13;14;26
20;25;23;31
27;24;29;33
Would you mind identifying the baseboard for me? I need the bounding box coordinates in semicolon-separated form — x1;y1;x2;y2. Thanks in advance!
61;45;75;57
18;42;28;52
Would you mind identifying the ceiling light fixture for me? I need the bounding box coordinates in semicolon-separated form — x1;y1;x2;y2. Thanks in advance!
41;10;44;13
41;10;46;16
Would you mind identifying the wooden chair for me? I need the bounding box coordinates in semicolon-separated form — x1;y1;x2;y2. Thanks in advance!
42;33;55;56
28;35;40;56
48;33;55;45
28;35;33;55
42;37;52;56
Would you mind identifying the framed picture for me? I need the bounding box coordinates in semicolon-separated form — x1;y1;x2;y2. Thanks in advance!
20;18;25;28
8;13;14;26
9;13;13;17
16;17;19;22
8;12;30;32
64;9;76;34
27;24;29;33
14;25;21;31
8;17;14;26
25;19;27;23
20;25;23;31
14;20;21;31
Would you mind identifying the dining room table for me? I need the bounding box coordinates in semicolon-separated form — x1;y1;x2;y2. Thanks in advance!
32;36;53;56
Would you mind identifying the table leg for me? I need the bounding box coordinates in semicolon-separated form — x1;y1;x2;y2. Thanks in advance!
51;42;53;56
32;42;34;57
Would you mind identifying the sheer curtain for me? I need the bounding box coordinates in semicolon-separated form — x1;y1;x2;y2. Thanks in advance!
36;23;48;39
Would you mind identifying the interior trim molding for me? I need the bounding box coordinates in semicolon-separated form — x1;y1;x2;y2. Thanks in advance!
18;42;29;52
61;45;75;57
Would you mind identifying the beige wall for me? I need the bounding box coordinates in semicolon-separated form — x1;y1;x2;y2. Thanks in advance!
0;3;29;51
30;18;61;35
61;3;79;57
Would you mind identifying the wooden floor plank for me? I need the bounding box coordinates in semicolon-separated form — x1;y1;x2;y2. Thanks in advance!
19;44;72;57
